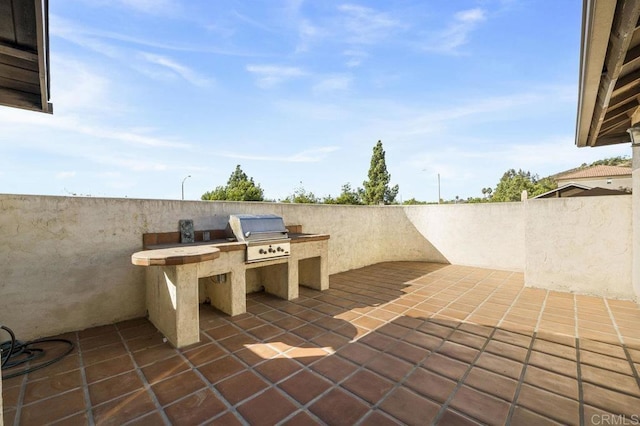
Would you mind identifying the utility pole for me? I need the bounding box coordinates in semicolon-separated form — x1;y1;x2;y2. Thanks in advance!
438;173;441;204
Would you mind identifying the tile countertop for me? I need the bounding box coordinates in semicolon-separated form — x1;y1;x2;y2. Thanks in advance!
134;233;331;266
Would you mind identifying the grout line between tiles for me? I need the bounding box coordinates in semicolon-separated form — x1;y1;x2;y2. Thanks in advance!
575;294;585;426
117;327;172;426
603;298;640;393
505;289;550;424
76;331;96;426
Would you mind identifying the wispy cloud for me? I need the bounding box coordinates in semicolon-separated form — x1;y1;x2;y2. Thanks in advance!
338;4;404;44
423;7;487;54
246;64;307;88
84;0;181;17
139;53;213;87
313;75;352;93
51;14;262;57
343;49;368;68
218;146;339;162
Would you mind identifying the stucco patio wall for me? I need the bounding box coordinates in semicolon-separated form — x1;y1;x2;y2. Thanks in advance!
0;194;441;340
403;203;526;272
524;195;633;300
0;193;633;341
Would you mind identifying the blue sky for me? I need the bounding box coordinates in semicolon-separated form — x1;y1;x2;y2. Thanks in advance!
0;0;631;202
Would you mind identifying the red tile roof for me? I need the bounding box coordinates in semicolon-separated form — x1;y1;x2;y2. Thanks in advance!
556;165;631;180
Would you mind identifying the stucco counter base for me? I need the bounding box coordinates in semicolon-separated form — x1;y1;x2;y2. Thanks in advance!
133;246;222;348
133;234;330;348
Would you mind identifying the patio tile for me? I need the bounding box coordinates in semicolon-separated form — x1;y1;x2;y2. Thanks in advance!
215;370;269;405
423;353;470;381
89;370;144;406
359;410;402;426
125;410;166;426
309;387;369;426
404;367;456;403
582;382;640;417
387;340;430;363
198;356;245;384
510;406;561;425
337;342;380;364
206;324;241;340
235;344;278;365
164;388;227;425
528;351;577;378
248;324;285;341
141;355;190;384
450;385;510;425
523;365;579;400
18;387;86;425
254;357;304;383
437;409;483;426
310;355;358;383
380;386;440;425
237;388;298;426
184;343;227;367
403;330;444;350
517;384;580;425
131;343;176;367
279;369;332;404
281;411;323;426
309;331;350;351
151;370;206;406
274;316;306;330
580;365;640;396
579;350;634;375
580;339;626;359
463;367;518;402
342;369;394;404
83;341;129;366
366;353;413;381
437;341;480;364
533;339;577;360
6;262;640;426
23;369;83;404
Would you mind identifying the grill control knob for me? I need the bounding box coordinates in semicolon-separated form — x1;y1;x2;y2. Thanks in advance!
268;248;275;253
259;249;266;254
277;247;284;252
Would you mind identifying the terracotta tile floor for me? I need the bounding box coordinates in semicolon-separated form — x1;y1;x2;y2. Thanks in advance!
3;262;640;425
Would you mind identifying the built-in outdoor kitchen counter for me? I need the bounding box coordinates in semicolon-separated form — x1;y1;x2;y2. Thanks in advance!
132;219;329;348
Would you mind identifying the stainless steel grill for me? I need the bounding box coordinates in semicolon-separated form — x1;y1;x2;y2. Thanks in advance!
227;214;290;263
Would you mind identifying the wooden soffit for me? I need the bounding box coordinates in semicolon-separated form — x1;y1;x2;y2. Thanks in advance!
0;0;52;113
576;0;640;147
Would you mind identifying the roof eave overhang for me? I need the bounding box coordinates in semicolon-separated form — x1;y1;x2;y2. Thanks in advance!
0;0;52;114
576;0;640;148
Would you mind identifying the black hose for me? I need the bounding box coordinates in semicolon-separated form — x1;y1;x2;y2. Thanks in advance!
0;325;74;380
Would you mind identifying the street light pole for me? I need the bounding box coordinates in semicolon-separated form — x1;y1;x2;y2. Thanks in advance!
438;173;441;204
181;175;191;200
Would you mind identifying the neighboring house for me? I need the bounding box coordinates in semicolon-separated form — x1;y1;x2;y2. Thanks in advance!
553;165;632;192
534;183;629;199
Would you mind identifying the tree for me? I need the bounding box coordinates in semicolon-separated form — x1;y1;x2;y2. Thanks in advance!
362;140;399;205
283;183;319;203
330;183;363;205
201;165;264;201
491;169;556;202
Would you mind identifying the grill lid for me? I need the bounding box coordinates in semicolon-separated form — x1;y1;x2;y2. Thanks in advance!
227;214;288;242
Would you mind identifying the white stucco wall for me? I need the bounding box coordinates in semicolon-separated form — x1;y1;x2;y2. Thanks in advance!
0;194;438;340
404;203;526;271
0;193;634;341
525;196;633;299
